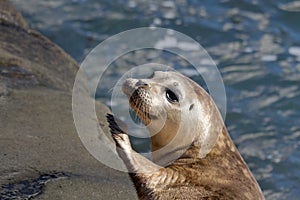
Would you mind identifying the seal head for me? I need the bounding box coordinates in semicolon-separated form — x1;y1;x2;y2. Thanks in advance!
122;71;222;164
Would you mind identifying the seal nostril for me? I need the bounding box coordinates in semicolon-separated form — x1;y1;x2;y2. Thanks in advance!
136;80;148;88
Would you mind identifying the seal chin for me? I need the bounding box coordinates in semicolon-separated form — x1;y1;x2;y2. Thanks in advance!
129;107;143;125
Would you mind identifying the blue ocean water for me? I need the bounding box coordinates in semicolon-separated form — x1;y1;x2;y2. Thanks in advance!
12;0;300;199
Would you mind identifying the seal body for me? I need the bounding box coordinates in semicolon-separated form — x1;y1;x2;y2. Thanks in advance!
107;71;264;200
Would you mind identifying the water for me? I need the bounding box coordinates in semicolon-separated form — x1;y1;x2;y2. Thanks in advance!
11;0;300;199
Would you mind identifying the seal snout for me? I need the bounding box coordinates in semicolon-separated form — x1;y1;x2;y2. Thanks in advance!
122;78;136;97
122;78;153;125
122;78;150;97
136;80;149;88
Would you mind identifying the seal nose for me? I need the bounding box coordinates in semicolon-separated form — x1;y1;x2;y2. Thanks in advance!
136;80;149;88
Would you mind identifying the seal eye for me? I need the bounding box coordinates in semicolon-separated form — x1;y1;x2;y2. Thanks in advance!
166;89;179;103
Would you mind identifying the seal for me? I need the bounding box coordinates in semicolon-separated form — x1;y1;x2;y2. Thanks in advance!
107;71;264;200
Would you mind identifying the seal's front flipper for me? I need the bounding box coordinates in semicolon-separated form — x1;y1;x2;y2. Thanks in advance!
106;113;127;134
106;113;131;150
106;113;161;174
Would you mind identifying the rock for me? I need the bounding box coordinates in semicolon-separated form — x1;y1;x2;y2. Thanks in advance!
0;0;28;29
0;0;136;199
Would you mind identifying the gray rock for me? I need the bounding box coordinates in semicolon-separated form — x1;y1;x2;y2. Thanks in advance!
0;1;136;199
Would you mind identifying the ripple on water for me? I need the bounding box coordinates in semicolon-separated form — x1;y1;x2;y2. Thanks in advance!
279;1;300;12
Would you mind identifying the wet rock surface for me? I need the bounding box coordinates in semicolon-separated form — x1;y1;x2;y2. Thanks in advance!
0;1;136;199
